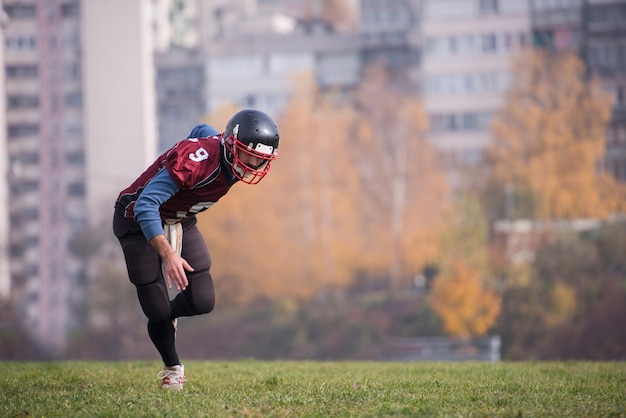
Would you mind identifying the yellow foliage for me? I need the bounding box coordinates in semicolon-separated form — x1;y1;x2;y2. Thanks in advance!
489;50;621;219
350;64;449;286
198;67;449;304
430;260;502;339
438;195;489;274
546;281;577;327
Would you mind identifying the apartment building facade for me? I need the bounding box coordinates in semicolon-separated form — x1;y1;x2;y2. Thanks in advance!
155;46;206;153
0;12;8;300
421;0;531;168
196;0;624;181
197;0;420;118
198;3;361;118
196;0;530;172
584;0;626;182
2;0;158;355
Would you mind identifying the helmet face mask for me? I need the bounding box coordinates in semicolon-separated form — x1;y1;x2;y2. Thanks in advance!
222;110;280;185
225;134;278;184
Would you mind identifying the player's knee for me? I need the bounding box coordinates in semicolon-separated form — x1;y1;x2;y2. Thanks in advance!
192;293;215;315
139;300;171;322
136;280;171;321
186;268;215;315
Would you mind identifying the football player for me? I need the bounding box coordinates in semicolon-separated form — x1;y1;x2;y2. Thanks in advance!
113;109;279;389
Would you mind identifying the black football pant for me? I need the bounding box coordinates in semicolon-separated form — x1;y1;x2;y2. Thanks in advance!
113;205;215;367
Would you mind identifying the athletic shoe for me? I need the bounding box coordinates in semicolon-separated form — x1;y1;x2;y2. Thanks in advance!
157;364;185;390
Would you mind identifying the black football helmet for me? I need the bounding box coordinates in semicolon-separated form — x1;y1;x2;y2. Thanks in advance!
222;109;279;184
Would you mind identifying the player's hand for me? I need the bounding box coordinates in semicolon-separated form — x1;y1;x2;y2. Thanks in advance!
149;233;195;291
161;253;194;291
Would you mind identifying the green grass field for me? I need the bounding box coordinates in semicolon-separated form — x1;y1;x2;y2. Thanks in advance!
0;361;624;417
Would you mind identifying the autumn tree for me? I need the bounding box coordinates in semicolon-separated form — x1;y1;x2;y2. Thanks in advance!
482;50;626;356
429;195;502;338
350;64;448;289
197;66;448;304
198;74;364;302
498;219;626;359
430;260;501;339
196;101;300;304
488;50;623;219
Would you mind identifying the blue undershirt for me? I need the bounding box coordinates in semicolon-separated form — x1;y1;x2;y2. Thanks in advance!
134;167;179;241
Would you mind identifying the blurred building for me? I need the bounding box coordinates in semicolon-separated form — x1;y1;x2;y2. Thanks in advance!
155;46;206;153
530;0;583;52
153;0;205;152
192;0;624;183
0;8;8;300
196;0;418;118
195;0;529;177
421;0;531;171
197;2;358;117
358;0;421;91
529;0;626;182
2;0;158;355
584;0;626;182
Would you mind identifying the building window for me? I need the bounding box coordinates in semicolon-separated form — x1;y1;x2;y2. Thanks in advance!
617;125;626;143
481;34;497;52
617;85;625;105
61;1;80;18
448;36;458;53
429;111;493;133
48;35;58;51
25;263;38;276
479;0;499;14
4;3;36;19
19;152;39;164
5;35;37;51
65;92;83;108
7;95;39;109
64;63;81;81
245;94;257;107
458;35;475;55
8;124;39;137
46;3;57;21
23;208;39;220
65;151;84;164
65;123;84;142
64;32;80;49
533;31;554;49
68;182;86;197
50;206;58;224
5;65;38;79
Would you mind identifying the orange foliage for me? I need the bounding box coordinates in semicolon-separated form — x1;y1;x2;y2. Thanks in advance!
489;50;623;219
350;65;449;286
197;68;449;304
430;260;501;339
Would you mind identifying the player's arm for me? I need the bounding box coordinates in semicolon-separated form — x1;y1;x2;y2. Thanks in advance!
187;123;219;139
134;168;194;290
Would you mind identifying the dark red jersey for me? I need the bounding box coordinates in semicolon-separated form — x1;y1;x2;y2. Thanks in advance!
117;134;234;221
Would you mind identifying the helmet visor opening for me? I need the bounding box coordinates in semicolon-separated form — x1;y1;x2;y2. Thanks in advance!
226;135;278;184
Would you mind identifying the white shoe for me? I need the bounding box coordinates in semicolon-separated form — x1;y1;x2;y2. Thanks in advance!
157;364;185;390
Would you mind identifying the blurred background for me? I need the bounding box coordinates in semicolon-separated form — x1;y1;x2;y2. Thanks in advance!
0;0;625;362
